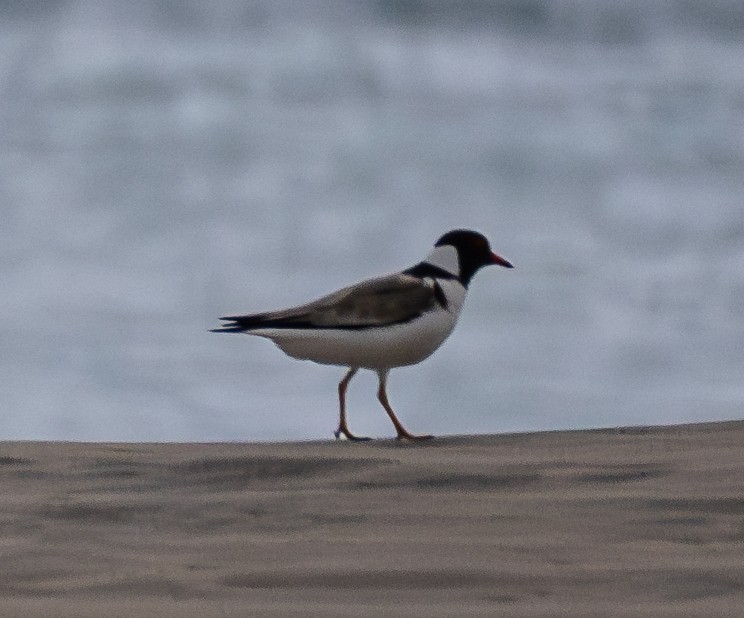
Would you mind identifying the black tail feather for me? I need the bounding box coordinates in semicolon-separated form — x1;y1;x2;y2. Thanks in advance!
209;325;246;333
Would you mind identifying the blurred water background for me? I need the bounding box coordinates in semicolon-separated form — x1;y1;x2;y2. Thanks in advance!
2;1;743;441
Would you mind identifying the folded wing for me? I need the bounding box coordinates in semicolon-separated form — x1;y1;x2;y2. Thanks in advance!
211;274;440;333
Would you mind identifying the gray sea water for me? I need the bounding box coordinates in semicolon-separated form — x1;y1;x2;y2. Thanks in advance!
2;1;743;441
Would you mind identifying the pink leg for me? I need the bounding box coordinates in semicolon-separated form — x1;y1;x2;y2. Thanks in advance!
376;370;433;441
334;368;370;441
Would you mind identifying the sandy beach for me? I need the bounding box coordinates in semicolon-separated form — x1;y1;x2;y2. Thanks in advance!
1;420;744;617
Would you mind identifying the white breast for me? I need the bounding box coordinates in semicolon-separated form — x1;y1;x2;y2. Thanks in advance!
434;277;467;320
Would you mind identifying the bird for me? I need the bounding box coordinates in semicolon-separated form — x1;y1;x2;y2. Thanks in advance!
211;229;513;441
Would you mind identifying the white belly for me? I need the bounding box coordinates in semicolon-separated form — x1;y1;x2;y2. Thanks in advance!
249;308;457;370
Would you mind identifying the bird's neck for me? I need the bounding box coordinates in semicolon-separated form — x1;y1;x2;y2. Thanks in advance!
423;245;460;277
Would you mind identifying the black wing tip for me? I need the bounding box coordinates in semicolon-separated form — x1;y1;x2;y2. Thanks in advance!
212;313;258;332
212;315;266;332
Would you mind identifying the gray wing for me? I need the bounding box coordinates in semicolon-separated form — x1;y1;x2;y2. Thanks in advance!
212;274;440;332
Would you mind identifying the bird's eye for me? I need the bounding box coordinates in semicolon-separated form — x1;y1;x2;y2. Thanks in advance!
471;237;487;252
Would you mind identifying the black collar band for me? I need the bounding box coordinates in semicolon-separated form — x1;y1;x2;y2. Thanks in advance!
403;262;461;283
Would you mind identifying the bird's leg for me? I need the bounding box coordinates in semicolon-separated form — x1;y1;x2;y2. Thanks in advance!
334;367;370;441
376;370;434;441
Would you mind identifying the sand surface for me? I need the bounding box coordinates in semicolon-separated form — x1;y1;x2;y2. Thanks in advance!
2;421;744;617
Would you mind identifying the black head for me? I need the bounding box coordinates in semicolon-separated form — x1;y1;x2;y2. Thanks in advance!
435;229;513;286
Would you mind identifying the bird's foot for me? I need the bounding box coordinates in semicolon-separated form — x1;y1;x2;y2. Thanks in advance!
396;432;434;441
334;427;372;442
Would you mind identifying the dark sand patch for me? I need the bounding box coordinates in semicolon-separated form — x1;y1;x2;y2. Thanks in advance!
0;456;32;466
